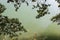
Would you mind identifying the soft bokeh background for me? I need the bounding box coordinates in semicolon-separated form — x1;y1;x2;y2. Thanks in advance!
0;0;60;38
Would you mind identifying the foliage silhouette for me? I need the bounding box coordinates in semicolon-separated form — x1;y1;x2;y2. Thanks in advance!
6;0;60;25
0;3;6;14
7;0;51;19
0;3;27;38
7;0;29;11
51;13;60;25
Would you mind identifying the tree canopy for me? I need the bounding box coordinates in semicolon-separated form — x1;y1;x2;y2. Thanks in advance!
0;0;60;39
6;0;60;25
0;3;27;38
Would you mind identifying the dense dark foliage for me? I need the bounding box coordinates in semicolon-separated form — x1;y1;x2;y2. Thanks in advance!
0;3;27;38
32;1;50;18
51;13;60;25
36;4;50;18
0;3;6;14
